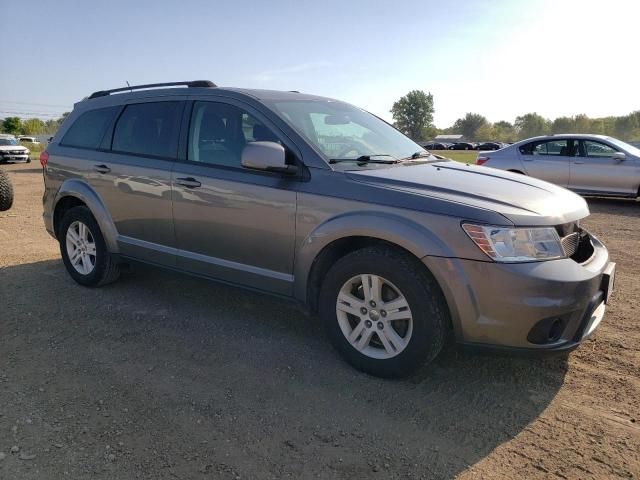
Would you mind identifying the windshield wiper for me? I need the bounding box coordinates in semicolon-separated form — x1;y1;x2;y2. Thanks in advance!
329;154;400;165
405;151;434;160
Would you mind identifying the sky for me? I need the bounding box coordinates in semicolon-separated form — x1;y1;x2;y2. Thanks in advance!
1;0;639;127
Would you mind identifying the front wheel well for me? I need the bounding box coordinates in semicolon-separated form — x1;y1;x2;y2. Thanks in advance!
53;196;87;238
306;236;420;315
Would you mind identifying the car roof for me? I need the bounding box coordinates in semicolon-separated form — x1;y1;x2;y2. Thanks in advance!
513;134;612;145
75;86;337;111
0;134;16;139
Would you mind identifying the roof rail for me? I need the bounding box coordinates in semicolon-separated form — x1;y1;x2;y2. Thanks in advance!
87;80;216;99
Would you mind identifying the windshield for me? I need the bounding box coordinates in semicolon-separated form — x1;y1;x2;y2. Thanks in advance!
0;138;18;146
606;137;640;156
268;99;426;165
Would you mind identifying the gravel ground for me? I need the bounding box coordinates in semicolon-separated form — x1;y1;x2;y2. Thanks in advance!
0;161;638;479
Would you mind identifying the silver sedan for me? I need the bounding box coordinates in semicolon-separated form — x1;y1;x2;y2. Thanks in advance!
476;134;640;198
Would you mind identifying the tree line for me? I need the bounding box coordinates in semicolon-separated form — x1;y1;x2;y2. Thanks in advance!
0;114;69;137
391;90;640;142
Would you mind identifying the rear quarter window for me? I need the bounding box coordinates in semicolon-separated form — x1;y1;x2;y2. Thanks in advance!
61;107;119;149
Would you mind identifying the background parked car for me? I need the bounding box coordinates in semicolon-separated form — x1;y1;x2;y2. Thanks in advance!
476;134;640;198
449;142;475;150
421;142;448;150
477;142;503;151
0;134;31;163
18;136;41;145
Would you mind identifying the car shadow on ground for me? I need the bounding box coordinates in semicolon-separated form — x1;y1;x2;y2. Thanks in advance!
0;259;568;479
587;197;639;218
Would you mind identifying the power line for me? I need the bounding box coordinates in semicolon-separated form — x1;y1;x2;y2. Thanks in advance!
0;100;73;108
0;110;67;118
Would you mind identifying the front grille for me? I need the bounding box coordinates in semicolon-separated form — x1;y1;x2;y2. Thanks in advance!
561;232;580;257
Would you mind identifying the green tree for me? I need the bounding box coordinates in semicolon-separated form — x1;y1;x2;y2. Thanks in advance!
475;123;496;141
420;125;439;141
2;117;23;135
451;113;488;140
515;113;550;139
614;114;640;140
493;121;517;142
551;116;574;134
391;90;435;140
22;118;46;135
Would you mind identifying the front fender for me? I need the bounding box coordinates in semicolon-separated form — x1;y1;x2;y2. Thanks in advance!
54;179;119;253
293;211;454;303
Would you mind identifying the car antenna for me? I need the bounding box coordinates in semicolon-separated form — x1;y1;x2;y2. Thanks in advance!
126;81;132;92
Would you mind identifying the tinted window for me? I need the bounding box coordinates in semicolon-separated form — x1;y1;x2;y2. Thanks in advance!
520;139;568;156
188;102;281;167
112;102;181;158
583;140;617;158
61;107;119;149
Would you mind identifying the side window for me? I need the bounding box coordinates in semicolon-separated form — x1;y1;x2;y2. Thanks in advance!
532;140;569;156
61;107;119;149
188;102;281;167
112;102;181;158
584;140;617;158
519;142;535;155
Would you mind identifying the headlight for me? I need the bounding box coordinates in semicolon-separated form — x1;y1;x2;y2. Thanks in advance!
463;224;565;262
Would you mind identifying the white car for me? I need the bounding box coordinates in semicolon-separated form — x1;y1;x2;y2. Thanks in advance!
0;134;31;163
476;134;640;198
18;136;41;145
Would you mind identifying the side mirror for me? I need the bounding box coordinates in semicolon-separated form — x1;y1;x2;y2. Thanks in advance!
241;141;298;174
612;152;626;161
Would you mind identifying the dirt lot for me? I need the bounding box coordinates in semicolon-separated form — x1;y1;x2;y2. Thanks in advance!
0;161;638;479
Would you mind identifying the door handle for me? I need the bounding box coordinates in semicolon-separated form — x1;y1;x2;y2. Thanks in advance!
175;177;202;188
574;161;584;164
93;164;111;174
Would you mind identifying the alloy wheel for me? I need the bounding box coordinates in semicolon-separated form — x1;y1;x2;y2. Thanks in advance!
336;274;413;359
65;220;97;275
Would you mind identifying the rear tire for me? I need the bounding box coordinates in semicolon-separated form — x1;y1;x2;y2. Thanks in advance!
59;206;120;287
0;168;14;211
319;246;449;378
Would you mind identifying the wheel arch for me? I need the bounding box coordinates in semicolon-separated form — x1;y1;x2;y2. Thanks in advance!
53;179;119;253
294;212;452;312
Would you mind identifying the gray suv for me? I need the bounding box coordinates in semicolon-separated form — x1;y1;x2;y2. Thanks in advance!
42;81;615;377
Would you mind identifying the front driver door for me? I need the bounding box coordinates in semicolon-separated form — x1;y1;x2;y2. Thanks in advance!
171;99;298;296
569;139;638;196
518;139;572;187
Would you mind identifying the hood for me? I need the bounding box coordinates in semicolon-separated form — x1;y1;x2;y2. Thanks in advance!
0;145;29;152
346;161;589;226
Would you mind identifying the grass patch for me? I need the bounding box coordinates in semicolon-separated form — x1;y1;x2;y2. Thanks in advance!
428;150;478;164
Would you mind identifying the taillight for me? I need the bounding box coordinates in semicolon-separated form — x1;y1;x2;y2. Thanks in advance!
40;151;49;167
476;156;489;166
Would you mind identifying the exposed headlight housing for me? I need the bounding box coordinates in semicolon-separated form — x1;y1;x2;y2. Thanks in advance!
463;224;565;262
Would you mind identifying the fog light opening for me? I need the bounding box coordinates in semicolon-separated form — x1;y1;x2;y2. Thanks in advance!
548;319;563;342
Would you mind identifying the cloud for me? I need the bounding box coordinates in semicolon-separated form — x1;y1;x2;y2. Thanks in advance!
251;61;333;82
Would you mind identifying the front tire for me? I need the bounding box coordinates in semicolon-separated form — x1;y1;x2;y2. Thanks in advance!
59;206;120;287
319;246;449;378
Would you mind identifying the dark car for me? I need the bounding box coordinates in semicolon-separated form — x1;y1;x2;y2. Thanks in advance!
477;142;503;151
420;142;447;150
448;142;475;150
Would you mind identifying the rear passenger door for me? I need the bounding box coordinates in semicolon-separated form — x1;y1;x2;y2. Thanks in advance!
518;139;572;186
171;99;298;296
91;98;185;266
